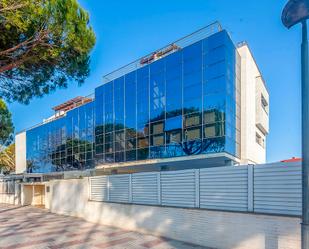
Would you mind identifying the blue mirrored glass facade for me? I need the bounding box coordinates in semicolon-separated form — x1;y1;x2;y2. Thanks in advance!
26;30;241;173
26;102;94;173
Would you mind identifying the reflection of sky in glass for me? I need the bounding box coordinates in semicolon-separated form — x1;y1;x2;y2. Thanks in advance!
26;30;241;173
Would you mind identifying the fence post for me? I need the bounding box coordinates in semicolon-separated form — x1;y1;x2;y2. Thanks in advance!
87;177;91;201
195;169;200;208
247;165;254;212
107;176;110;202
157;172;161;205
129;174;132;203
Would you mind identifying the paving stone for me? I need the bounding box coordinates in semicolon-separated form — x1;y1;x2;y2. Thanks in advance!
0;204;210;249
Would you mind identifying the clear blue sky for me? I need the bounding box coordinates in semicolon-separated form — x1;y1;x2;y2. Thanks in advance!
8;0;302;163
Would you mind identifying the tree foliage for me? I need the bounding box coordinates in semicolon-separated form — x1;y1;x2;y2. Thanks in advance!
0;143;15;173
0;98;14;146
0;0;96;104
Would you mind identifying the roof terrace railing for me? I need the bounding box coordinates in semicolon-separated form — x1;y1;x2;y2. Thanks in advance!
102;21;222;84
17;93;95;134
17;22;222;134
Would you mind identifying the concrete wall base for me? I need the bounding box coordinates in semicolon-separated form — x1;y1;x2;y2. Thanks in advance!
45;178;301;249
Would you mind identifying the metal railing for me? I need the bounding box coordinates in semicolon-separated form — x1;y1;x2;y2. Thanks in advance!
17;93;95;134
17;22;222;134
102;21;222;84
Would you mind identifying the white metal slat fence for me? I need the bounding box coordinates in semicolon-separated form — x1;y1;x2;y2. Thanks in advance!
253;163;302;216
109;175;130;203
89;176;108;202
132;172;160;205
200;166;248;211
89;162;302;216
161;169;197;208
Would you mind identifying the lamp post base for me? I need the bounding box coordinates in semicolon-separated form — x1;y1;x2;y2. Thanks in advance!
302;223;309;249
302;20;309;249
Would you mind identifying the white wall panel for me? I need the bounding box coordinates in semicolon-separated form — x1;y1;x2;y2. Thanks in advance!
108;175;130;203
132;172;159;205
161;169;196;208
200;166;248;211
89;176;108;202
254;163;302;216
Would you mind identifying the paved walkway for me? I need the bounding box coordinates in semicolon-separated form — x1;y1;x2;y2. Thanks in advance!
0;204;210;249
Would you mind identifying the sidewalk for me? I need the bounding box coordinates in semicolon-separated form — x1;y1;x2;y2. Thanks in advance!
0;204;211;249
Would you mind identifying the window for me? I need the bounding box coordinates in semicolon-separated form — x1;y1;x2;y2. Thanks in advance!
115;130;125;142
126;138;136;150
204;123;225;138
126;150;137;161
137;125;149;137
151;122;164;135
204;93;226;111
152;135;164;146
166;131;181;144
115;152;125;162
204;45;225;65
183;41;202;61
204;111;216;123
185;114;201;127
183;71;202;87
95;135;103;144
105;143;113;153
184;127;201;141
261;94;269;114
166;77;182;113
204;61;226;81
204;76;226;95
138;137;149;148
184;84;202;100
204;125;216;138
137;148;149;160
256;132;265;148
115;141;125;151
165;116;182;131
125;73;137;129
95;145;103;154
104;133;113;144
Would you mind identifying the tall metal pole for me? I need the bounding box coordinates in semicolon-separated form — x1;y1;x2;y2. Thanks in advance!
301;19;309;249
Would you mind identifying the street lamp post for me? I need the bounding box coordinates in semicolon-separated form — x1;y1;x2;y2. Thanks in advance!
282;1;309;248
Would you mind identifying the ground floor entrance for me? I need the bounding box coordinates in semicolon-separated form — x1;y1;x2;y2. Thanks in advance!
21;184;45;207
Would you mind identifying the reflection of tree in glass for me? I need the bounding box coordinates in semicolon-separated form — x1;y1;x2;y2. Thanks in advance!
49;138;94;172
182;138;225;156
181;108;226;156
93;107;227;160
26;159;39;173
149;107;198;123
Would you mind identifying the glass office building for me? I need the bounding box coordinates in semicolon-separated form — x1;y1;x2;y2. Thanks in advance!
26;101;95;173
25;24;241;173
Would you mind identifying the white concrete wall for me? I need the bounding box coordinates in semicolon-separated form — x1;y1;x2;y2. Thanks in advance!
0;194;18;205
15;132;27;174
238;44;268;164
0;183;21;205
46;178;301;249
